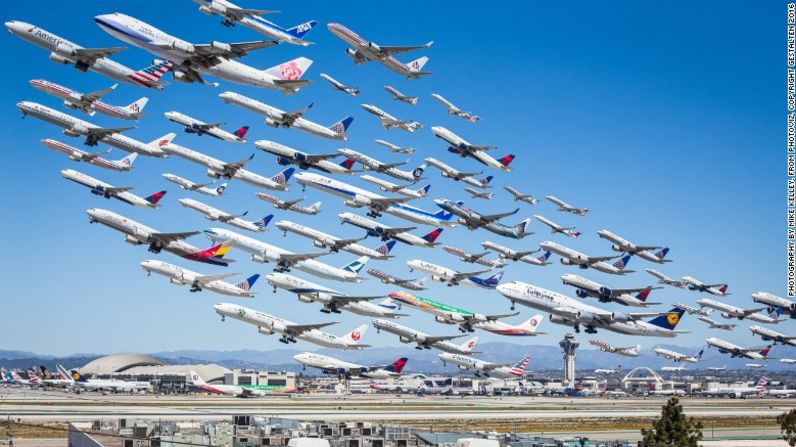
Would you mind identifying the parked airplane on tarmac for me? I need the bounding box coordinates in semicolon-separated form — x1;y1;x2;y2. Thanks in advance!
294;352;407;379
338;212;443;247
706;337;773;360
375;138;414;155
560;274;661;307
481;241;552;266
534;215;580;238
361;104;422;132
434;199;531;239
387;291;519;333
424;158;493;189
384;86;418;105
255;140;355;174
431;126;514;171
256;194;321;215
366;269;426;291
438;354;528;379
165;111;248;142
752;292;796;318
360;175;430;199
29;79;147;120
701;376;769;398
320;73;359;95
540;241;633;275
654;347;704;363
697;316;737;331
545;195;588;216
683;276;730;296
62;169;165;209
141;259;258;297
407;259;502;289
338;148;424;182
504;185;538;205
275;220;394;260
697;299;778;323
42;139;138;172
190;370;263;397
69;370;152;392
749;325;796;346
327;23;432;78
782;359;796;364
431;93;479;123
442;245;505;268
589;339;641;357
179;198;271;232
163;174;227;197
646;269;687;288
192;0;318;46
373;319;479;355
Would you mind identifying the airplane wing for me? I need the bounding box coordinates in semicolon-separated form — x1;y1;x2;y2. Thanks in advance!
100;186;134;196
83;149;112;160
330;237;367;250
222;154;254;174
329;295;385;304
464;144;496;152
306;153;342;163
281;104;314;125
381;226;418;237
73;46;126;62
377;160;409;169
283;322;338;336
369;197;414;209
281;198;305;207
193;40;278;59
424;334;464;343
193;272;240;285
612;286;661;296
636;245;661;251
467;251;490;259
451;270;491;282
376;42;434;56
217;211;248;222
277;252;330;265
626;311;672;320
585;255;619;264
85;126;135;138
222;6;279;21
196;121;225;130
479;208;519;223
83;85;117;102
477;312;520;321
149;231;200;244
481;362;511;371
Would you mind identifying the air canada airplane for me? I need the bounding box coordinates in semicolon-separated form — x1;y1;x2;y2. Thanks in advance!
62;169;166;209
431;126;514;172
141;259;258;297
42;139;138;172
192;0;318;46
293;352;408;379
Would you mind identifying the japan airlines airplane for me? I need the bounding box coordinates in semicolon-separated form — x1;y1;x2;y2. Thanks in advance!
366;269;426;291
29;79;147;120
337;148;424;182
431;93;479;123
162;143;294;190
338;212;444;247
141;260;258;297
588;339;641;357
69;370;152;392
645;269;687;288
752;292;796;318
407;259;501;289
504;186;538;205
534;215;580;238
749;325;796;346
220;91;352;139
545;195;588;216
361;104;422;132
190;370;263;397
697;316;736;331
256;194;320;215
706;337;772;360
294;352;407;379
697;299;776;323
560;274;661;307
597;230;671;264
18;101;173;156
214;303;369;350
43;139;137;171
434;199;531;239
256;140;355;174
654;347;704;363
424;157;493;189
327;23;432;78
86;208;232;266
373;319;478;355
384;86;418;105
179;198;271;232
540;241;633;275
95;13;314;93
275;220;395;260
387;291;519;333
320;73;359;95
439;354;528;379
6;21;170;89
360;175;430;199
465;187;495;200
375;138;414;155
471;314;546;337
165;111;248;142
193;0;317;46
682;276;730;296
442;245;505;268
431;126;514;171
163;174;227;197
62;169;166;209
672;303;713;317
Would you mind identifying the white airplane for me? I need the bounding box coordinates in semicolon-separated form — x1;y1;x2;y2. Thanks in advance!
781;359;796;364
471;314;547;337
190;370;263;397
86;208;232;266
387;291;519;334
163;173;227;197
697;316;737;331
424;157;494;189
645;269;687;288
697;299;775;323
442;245;505;268
141;259;258;297
433;199;531;239
41;139;138;172
682;276;730;296
594;366;621;375
327;23;432;79
62;169;166;209
275;220;394;260
320;73;359;95
752;292;796;319
539;241;633;275
6;21;171;89
375;138;414;155
702;376;769;398
338;212;443;248
706;337;772;360
179;198;271;232
384;85;418;105
438;353;529;379
360;175;430;199
749;325;796;347
366;269;426;291
661;365;687;372
165;111;248;143
17;101;173;157
708;366;727;371
361;104;422;132
588;339;641;357
29;79;147;120
431;93;479;123
265;272;403;318
95;13;314;93
504;186;538;205
481;241;552;266
534;215;580;238
255;140;355;174
192;0;317;46
338;148;424;182
597;230;671;264
560;274;661;307
256;193;320;215
373;319;479;355
654;347;704;363
68;370;152;392
431;126;514;172
220;91;352;139
406;259;498;289
214;303;369;350
672;302;713;317
162;143;294;190
464;187;495;200
294;352;408;379
545;195;588;216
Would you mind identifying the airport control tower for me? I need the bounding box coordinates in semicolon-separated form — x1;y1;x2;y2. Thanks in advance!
560;334;579;388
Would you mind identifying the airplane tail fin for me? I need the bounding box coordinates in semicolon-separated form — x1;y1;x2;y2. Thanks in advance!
719;284;729;295
125;97;149;117
236;274;260;292
647;307;686;330
635;288;653;303
339;157;357;171
383;357;408;373
613;254;633;270
654;247;671;262
129;59;173;89
768;306;784;320
520;315;545;333
756;375;770;389
514;218;532;236
56;365;71;380
759;345;772;359
69;369;88;382
115;152;138;169
254;214;274;231
411;164;426;180
432;208;454;221
460;336;479;353
329;116;354;139
416;184;431;198
480;175;494;187
342;324;368;344
196;239;234;262
39;366;53;380
265;57;313;81
499;154;516;168
406;56;429;73
538;251;552;264
412;277;427;289
149;132;176;150
509;357;530;376
189;370;207;387
422;228;444;244
696;348;705;360
216;183;228;196
481;270;505;288
234;125;250;140
342;256;369;274
145;190;167;206
271;167;295;186
307;201;322;213
374;240;397;257
286;20;318;39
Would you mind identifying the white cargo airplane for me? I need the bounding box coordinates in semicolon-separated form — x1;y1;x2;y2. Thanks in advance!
163;174;227;197
697;316;737;331
545;195;588;216
384;86;418;105
373;319;478;355
190;370;263;397
320;73;359;95
645;269;687;289
697;299;775;323
192;0;317;46
361;104;422;132
560;274;661;307
406;259;497;289
431;126;514;171
42;139;138;172
442;245;505;268
654;347;704;363
534;215;580;238
140;260;258;297
255;140;355;174
481;241;552;266
275;220;394;259
62;169;165;209
179;198;271;232
682;276;730;296
360;175;430;199
387;291;519;334
375;138;414;155
539;241;633;275
672;303;713;317
431;93;479;123
504;186;538;205
597;229;671;264
294;352;408;379
165;111;248;143
366;269;426;291
338;148;424;182
749;325;796;347
464;187;495;200
220;91;352;139
706;337;772;360
29;79;147;120
438;354;528;379
338;212;444;248
588;339;641;357
752;292;796;319
256;194;321;215
424;157;493;189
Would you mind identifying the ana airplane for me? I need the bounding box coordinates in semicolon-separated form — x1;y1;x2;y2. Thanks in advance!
706;337;772;360
481;241;552;266
255;140;355;175
431;93;479;123
588;339;641;357
141;259;258;297
42;139;138;172
702;376;768;398
375;138;414;155
545;195;588;216
434;199;531;239
275;220;395;260
439;354;529;379
407;259;501;289
86;208;231;266
29;79;147;120
256;194;320;215
384;85;418;105
539;241;633;275
179;198;271;232
193;0;317;46
504;185;538;205
294;352;407;379
654;347;704;363
387;291;519;333
6;21;171;89
534;215;580;238
366;269;426;291
560;274;661;307
645;269;687;288
672;303;713;317
69;370;152;392
327;22;432;78
373;319;478;354
697;316;737;331
62;169;165;209
338;212;443;247
165;111;248;142
464;187;495;200
320;73;359;95
683;276;730;296
431;126;514;171
361;104;422;132
338;148;424;182
596;230;671;264
442;245;505;268
749;325;796;347
163;173;227;197
696;299;776;323
424;157;493;189
190;370;263;397
752;292;796;319
360;175;431;199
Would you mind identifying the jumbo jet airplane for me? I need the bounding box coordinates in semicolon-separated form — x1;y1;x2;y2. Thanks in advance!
431;126;514;172
534;215;580;238
682;276;730;296
424;157;494;189
431;93;479;123
589;339;641;357
337;148;424;182
141;259;258;297
214;303;369;350
387;291;519;333
697;316;736;331
560;274;661;307
366;269;426;291
62;169;166;209
360;175;430;199
165;111;248;143
384;86;418;105
256;194;321;215
294;352;407;379
439;354;529;379
320;73;359;95
18;101;173;156
442;245;505;268
86;208;232;266
672;303;713;317
190;370;263;397
434;199;531;239
361;104;422;132
407;259;502;289
6;21;171;89
597;230;671;264
545;195;588;216
179;198;271;232
68;370;152;392
163;174;227;197
162;143;295;190
702;376;769;398
373;319;478;355
275;220;395;260
375;138;414;155
95;13;314;93
539;241;633;275
338;212;444;248
645;269;687;288
504;186;538;205
697;299;777;323
192;0;317;46
706;337;773;360
29;79;147;120
42;139;138;172
327;23;432;78
481;241;552;266
465;187;495;200
749;325;796;346
654;347;704;363
256;140;355;174
752;292;796;319
220;91;352;139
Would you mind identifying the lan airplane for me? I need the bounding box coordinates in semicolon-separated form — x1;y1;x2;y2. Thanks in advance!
431;126;514;171
42;139;137;172
361;104;422;132
560;274;661;307
29;79;147;120
179;197;271;233
193;0;317;46
431;93;479;122
373;319;479;355
62;169;165;209
163;174;227;197
141;259;257;297
165;111;248;143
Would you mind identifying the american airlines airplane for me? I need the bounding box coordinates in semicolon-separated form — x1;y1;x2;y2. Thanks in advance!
165;111;248;143
29;79;147;120
589;339;641;357
645;269;687;288
220;92;352;139
481;241;552;266
384;86;418;105
697;299;778;323
179;198;271;232
431;126;515;172
256;194;320;215
539;241;633;275
654;347;704;363
504;186;538;205
534;215;580;238
193;0;317;46
387;291;519;333
597;229;671;264
749;325;796;346
294;352;407;379
360;175;430;199
255;140;355;174
140;260;258;297
361;104;422;132
424;157;493;189
431;93;479;123
62;169;165;209
442;245;505;268
274;220;395;259
406;259;500;289
545;195;588;216
560;274;661;307
320;73;359;95
338;212;443;248
682;276;730;296
42;139;138;172
327;23;432;78
702;376;769;398
337;148;424;182
375;138;414;155
439;354;528;379
706;337;772;360
163;174;227;197
373;319;478;355
752;292;796;318
366;269;427;291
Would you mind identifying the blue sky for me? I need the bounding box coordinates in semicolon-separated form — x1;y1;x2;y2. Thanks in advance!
0;0;787;364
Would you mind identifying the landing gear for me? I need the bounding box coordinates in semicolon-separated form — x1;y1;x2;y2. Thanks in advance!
221;315;226;322
148;242;163;254
510;301;516;311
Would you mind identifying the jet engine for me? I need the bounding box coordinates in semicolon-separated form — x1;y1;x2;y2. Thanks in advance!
399;336;412;344
67;124;88;136
48;52;70;64
297;294;315;304
277;156;292;166
210;41;231;53
171;40;195;54
435;315;451;324
265;117;281;128
457;365;468;371
560;258;575;266
257;326;273;335
345;48;366;64
206;169;222;179
124;235;142;245
169;278;184;285
577;311;597;324
611;244;622;252
172;70;191;82
251;254;268;263
367;42;381;53
721;312;735;320
598;286;613;299
312;240;328;248
610;312;630;323
548;314;570;325
575;289;590;298
343;194;372;208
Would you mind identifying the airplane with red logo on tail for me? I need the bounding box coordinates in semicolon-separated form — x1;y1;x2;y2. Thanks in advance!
62;169;165;209
439;353;529;379
165;111;248;143
29;79;148;120
683;276;730;296
373;319;480;355
42;139;138;172
560;274;661;307
706;337;772;360
293;352;408;379
431;126;514;172
255;140;355;174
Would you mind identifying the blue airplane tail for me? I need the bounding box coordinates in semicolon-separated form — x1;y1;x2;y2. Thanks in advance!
696;349;704;360
417;184;431;197
614;254;632;270
272;167;295;185
329;116;354;137
254;214;274;230
480;175;494;187
479;270;505;288
69;370;88;382
375;240;397;257
287;20;318;38
432;208;454;220
236;274;260;291
647;307;685;330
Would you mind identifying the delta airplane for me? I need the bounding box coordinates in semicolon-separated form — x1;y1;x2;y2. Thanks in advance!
706;337;772;360
560;274;661;307
481;241;552;266
434;199;531;239
29;79;147;120
327;23;432;78
320;73;359;95
442;245;505;268
539;241;633;275
697;316;737;331
255;140;355;174
424;157;493;189
360;175;430;199
214;303;369;350
752;292;796;318
294;352;407;379
407;259;501;289
366;269;426;291
42;139;138;172
672;303;713;317
589;339;641;357
162;143;295;190
654;347;704;363
163;174;227;197
62;169;166;209
496;281;688;337
375;138;414;155
645;269;687;288
545;195;588;216
534;215;580;238
86;208;232;266
373;319;478;355
141;259;258;297
465;187;495;200
431;126;514;171
68;370;152;392
338;148;424;182
697;299;776;323
275;220;395;259
338;212;443;247
597;230;670;265
504;186;538;205
439;354;528;379
193;0;317;46
6;21;171;89
17;101;173;156
165;111;248;142
749;325;796;346
384;86;418;105
190;370;263;397
256;194;321;215
220;91;352;139
95;13;314;93
431;93;479;123
387;291;519;333
361;104;422;132
683;276;730;296
179;198;271;232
